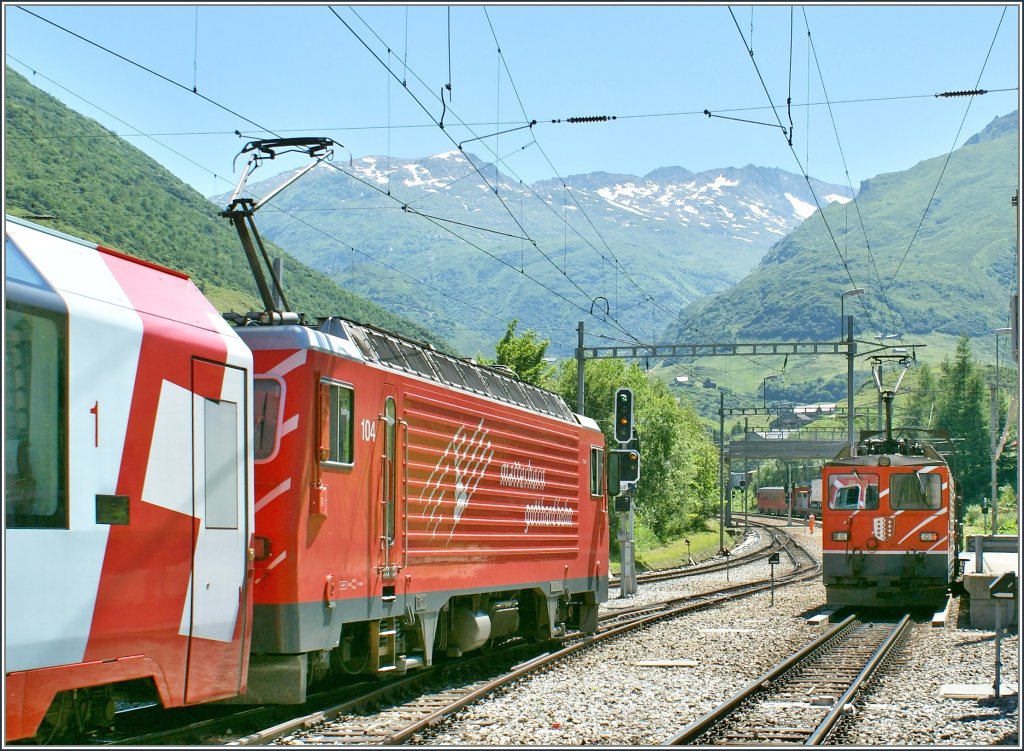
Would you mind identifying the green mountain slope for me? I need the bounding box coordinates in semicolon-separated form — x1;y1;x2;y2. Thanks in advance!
668;112;1019;345
3;67;451;351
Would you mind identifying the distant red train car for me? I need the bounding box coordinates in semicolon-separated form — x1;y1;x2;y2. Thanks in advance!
822;433;957;608
756;481;820;518
5;217;255;741
756;486;787;515
236;319;609;700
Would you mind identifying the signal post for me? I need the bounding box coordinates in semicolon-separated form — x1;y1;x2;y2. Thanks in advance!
612;388;640;597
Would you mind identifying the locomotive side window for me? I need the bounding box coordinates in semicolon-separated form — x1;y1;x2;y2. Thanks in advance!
890;471;941;510
321;381;354;465
590;447;604;496
828;473;879;510
254;377;282;461
5;304;67;529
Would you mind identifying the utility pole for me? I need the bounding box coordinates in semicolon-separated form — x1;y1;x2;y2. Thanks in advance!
743;417;749;533
576;321;585;415
991;383;999;535
719;390;726;555
846;315;857;456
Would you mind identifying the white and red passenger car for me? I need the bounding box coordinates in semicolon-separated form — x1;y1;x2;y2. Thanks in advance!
5;217;255;741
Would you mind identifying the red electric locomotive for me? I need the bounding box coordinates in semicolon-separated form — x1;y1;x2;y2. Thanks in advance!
236;318;609;701
821;392;958;608
220;139;609;700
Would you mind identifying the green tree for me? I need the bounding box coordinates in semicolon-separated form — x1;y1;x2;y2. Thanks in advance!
901;362;938;429
934;337;989;502
478;319;554;387
552;359;719;541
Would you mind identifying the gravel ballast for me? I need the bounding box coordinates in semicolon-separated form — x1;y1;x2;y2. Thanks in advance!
414;521;1019;746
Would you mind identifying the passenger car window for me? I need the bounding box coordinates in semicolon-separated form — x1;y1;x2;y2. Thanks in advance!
5;304;67;529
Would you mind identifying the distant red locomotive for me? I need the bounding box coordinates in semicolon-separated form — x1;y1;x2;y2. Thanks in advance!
236;318;609;701
821;428;958;608
4;213;610;741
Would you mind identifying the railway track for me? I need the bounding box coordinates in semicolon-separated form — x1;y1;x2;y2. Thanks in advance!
103;523;819;746
218;529;821;746
662;613;911;746
609;518;791;589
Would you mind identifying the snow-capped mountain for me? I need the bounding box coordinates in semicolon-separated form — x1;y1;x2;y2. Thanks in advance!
221;152;849;356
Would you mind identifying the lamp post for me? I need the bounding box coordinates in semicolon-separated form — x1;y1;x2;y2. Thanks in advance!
718;391;727;553
991;327;1012;535
840;288;864;338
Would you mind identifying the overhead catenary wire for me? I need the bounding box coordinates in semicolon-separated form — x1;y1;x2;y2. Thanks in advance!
728;6;885;338
883;6;1010;297
799;8;896;336
347;4;680;329
16;6;1008;369
12;7;640;348
332;7;638;338
2;63;522;340
17;6;280;139
333;6;689;347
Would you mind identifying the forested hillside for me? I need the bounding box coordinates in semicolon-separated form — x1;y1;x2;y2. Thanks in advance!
4;67;451;351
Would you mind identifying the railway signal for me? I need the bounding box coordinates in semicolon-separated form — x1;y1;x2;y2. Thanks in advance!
768;551;780;605
614;387;634;443
611;448;640;483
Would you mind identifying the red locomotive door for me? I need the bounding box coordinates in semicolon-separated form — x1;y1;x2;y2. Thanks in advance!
186;359;250;702
377;393;405;582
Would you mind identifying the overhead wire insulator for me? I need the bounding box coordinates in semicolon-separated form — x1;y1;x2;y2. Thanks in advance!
551;115;617;124
935;89;988;98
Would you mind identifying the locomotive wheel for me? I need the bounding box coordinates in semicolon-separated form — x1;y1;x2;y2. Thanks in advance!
38;687;113;743
333;635;371;675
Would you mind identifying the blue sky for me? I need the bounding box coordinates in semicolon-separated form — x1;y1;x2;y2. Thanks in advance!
4;3;1020;200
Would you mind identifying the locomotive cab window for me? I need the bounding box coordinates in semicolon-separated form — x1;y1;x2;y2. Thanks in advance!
890;471;941;510
320;380;355;466
254;377;282;461
828;473;879;510
590;447;604;497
